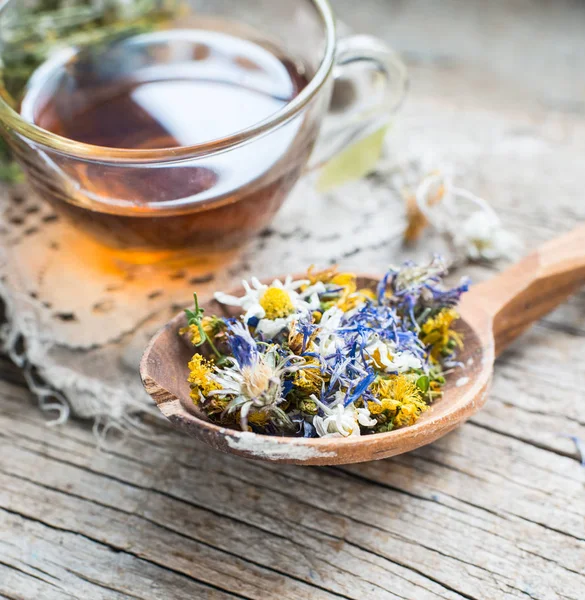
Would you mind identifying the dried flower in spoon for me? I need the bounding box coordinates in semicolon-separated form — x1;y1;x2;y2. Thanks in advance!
182;259;469;438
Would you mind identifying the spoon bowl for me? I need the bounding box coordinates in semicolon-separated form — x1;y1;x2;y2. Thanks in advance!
141;226;585;465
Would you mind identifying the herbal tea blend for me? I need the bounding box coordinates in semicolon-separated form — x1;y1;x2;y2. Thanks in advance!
183;259;469;438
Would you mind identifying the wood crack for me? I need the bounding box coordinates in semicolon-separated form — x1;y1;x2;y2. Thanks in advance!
342;541;480;600
0;559;67;594
486;396;585;428
469;421;584;465
457;429;585;489
328;466;438;505
61;567;151;600
519;548;585;579
407;455;491;483
332;466;505;523
280;466;585;592
2;367;585;598
260;500;466;600
505;511;585;543
384;459;585;566
268;515;416;597
334;235;400;262
0;442;292;544
1;418;161;468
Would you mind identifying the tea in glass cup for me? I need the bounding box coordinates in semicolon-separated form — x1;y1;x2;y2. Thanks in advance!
0;0;407;264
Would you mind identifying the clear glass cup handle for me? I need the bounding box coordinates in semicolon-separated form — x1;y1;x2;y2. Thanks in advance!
308;35;408;170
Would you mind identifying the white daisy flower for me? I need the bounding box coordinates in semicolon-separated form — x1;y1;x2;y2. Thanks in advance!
254;317;293;340
214;275;320;339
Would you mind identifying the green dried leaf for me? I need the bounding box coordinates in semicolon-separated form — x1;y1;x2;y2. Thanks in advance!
416;375;430;393
316;124;389;193
185;293;205;326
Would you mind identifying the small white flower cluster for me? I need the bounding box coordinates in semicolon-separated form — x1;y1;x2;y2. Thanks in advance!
311;392;376;438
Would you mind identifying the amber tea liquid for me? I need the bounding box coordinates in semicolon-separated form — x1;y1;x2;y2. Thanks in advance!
18;29;312;262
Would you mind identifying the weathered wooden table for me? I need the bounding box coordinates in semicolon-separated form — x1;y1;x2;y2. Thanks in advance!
2;1;585;598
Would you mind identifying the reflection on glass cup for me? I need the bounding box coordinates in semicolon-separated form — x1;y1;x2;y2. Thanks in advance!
0;0;407;264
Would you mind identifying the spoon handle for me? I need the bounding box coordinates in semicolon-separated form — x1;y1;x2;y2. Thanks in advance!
469;225;585;356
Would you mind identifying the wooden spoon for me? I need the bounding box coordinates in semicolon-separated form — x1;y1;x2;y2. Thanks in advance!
141;226;585;465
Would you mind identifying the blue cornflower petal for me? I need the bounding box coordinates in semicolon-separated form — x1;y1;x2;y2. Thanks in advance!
247;316;260;328
227;321;257;367
376;269;395;304
344;372;376;407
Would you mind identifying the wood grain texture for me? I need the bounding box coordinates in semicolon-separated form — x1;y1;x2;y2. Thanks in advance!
3;0;585;597
1;358;585;600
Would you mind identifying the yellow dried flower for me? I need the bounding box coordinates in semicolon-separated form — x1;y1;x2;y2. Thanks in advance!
430;380;442;393
305;267;371;312
288;320;317;354
421;309;462;361
392;375;422;403
331;273;373;313
248;410;270;426
294;357;325;394
359;288;376;301
180;316;217;346
330;273;356;287
370;376;392;398
403;171;445;243
259;287;294;320
368;375;428;428
368;401;384;415
188;353;220;404
200;396;230;416
404;193;429;243
394;402;422;427
306;265;339;285
298;397;319;415
337;287;375;312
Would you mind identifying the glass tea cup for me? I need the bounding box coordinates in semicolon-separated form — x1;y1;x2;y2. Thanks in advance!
0;0;407;265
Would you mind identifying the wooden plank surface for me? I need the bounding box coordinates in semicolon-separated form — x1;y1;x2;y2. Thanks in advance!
2;0;585;598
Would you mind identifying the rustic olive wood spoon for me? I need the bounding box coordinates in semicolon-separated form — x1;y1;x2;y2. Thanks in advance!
141;226;585;465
